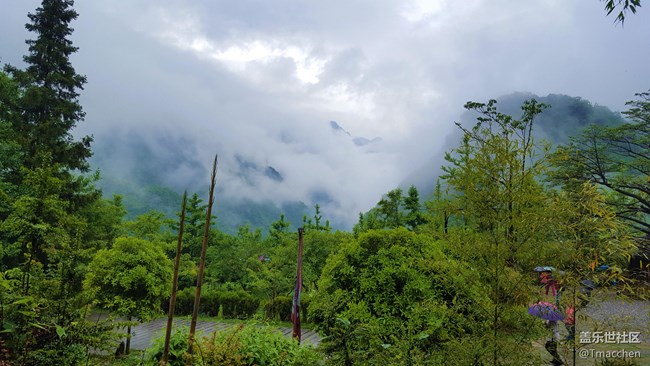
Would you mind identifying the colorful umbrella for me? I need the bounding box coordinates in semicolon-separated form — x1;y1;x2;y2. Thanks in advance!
528;301;565;321
534;266;555;272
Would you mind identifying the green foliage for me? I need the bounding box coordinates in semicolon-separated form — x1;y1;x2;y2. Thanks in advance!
124;210;175;243
376;188;403;228
269;214;290;242
167;287;260;318
146;326;189;366
85;237;172;322
4;0;92;173
550;91;650;237
312;228;493;365
356;186;427;233
196;324;323;366
403;185;426;231
602;0;642;23
264;295;293;321
302;204;331;232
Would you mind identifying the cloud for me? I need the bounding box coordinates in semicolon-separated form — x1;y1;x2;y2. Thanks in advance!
1;0;649;226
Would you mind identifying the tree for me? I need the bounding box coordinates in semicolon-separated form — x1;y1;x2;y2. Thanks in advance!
311;229;493;365
179;193;209;259
602;0;642;23
550;92;649;236
377;188;403;228
441;99;553;364
269;213;290;242
424;179;452;237
0;71;23;266
545;182;636;365
303;204;331;232
124;210;174;243
4;0;92;174
84;237;172;354
0;0;100;281
403;185;426;231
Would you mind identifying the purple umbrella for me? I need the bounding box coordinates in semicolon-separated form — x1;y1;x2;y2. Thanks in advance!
528;301;564;321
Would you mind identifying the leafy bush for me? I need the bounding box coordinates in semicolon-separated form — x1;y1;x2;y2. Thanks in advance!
164;287;260;318
145;326;189;366
219;290;260;318
265;294;312;322
311;228;494;365
264;295;292;321
196;324;323;366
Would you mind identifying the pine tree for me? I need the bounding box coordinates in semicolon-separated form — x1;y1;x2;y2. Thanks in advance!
377;188;403;228
4;0;92;174
403;185;426;230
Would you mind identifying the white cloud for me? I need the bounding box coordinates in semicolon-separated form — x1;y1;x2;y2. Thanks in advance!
3;0;650;227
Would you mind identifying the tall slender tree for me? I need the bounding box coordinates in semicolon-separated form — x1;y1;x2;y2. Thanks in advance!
5;0;92;174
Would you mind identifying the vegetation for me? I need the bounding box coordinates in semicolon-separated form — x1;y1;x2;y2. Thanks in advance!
0;1;647;366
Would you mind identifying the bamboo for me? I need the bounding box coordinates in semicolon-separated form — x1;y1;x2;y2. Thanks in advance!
292;228;304;343
187;155;218;364
162;191;187;365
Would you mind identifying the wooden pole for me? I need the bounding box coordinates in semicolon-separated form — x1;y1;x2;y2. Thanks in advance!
187;155;218;365
292;228;304;343
162;191;187;365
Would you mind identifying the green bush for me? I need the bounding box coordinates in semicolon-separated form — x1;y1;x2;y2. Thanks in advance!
311;229;495;364
264;294;311;322
265;295;293;321
197;324;323;366
145;326;189;366
163;287;260;319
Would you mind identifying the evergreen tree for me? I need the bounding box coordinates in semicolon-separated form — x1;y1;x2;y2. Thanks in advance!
4;0;92;174
0;3;112;363
269;213;290;242
377;188;403;228
403;185;426;231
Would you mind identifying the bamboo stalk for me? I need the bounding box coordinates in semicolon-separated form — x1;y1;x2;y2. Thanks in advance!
292;228;304;343
187;155;218;365
162;190;187;365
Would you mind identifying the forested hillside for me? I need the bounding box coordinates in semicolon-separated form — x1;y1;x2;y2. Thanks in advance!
90;92;628;234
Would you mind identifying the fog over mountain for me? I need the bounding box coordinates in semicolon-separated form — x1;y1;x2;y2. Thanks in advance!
1;1;649;228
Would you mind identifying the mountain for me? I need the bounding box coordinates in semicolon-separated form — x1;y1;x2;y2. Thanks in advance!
330;120;382;146
90;119;379;234
403;92;627;197
90;132;308;234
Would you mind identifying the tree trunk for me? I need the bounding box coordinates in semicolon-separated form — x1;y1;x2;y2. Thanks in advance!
126;316;132;355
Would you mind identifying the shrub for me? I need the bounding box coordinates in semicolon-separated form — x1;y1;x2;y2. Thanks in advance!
145;326;190;366
264;295;292;321
197;324;323;366
162;287;260;319
264;294;311;322
219;290;260;319
311;229;495;364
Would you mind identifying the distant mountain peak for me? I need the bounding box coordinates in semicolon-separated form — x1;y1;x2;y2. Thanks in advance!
353;137;382;146
264;166;284;182
329;120;381;147
330;120;351;136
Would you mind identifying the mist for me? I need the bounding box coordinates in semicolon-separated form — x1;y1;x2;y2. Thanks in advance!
1;0;649;226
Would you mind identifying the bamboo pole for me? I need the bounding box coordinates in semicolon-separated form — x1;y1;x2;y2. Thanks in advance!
187;155;218;365
292;228;304;343
162;190;187;365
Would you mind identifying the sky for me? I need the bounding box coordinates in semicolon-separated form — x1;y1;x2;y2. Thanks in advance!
1;0;649;226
